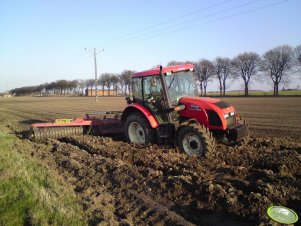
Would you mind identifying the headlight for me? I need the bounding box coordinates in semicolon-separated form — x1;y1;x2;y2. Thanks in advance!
224;112;234;118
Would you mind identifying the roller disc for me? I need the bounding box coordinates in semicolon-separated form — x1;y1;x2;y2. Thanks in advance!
31;126;83;141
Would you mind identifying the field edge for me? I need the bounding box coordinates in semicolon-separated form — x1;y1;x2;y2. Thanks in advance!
0;127;87;226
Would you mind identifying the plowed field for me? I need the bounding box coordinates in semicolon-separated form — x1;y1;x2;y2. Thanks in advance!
0;96;300;225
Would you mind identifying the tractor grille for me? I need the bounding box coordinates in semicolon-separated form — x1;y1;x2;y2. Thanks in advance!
206;110;222;126
226;115;236;128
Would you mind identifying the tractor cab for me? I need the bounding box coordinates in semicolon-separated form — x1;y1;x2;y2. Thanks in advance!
129;64;196;124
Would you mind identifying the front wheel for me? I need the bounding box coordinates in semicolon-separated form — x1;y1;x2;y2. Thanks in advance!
177;123;215;158
125;113;155;144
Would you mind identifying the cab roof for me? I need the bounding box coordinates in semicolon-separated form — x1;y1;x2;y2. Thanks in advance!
132;64;194;78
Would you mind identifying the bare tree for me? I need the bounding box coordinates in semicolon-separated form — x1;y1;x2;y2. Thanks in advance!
232;52;261;96
117;74;125;94
167;60;194;66
77;79;86;95
98;76;106;96
99;73;112;96
294;44;301;67
110;74;119;95
167;60;184;66
121;70;134;95
213;57;232;96
86;79;94;96
201;60;214;96
197;59;214;96
101;73;114;96
45;82;56;95
193;61;203;96
69;80;78;95
261;45;294;96
213;57;223;96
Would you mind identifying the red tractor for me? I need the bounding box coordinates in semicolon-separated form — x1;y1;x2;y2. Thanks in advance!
30;64;249;157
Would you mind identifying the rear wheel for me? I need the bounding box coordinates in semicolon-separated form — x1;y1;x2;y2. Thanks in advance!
125;113;155;144
177;122;215;158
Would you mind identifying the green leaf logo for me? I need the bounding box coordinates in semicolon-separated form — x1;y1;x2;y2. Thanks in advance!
267;206;298;224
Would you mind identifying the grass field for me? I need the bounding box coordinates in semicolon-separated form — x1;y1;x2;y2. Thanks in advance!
0;127;86;226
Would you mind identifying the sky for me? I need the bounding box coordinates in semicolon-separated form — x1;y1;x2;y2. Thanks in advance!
1;0;301;92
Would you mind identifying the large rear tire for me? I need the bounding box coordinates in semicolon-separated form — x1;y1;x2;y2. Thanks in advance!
177;122;215;158
125;113;155;144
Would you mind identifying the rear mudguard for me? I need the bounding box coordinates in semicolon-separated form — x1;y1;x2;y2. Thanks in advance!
121;104;159;128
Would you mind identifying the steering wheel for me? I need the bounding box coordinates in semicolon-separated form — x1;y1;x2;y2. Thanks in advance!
146;95;155;103
147;92;165;108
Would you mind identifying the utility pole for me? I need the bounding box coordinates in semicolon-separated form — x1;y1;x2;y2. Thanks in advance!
93;48;98;102
86;48;104;102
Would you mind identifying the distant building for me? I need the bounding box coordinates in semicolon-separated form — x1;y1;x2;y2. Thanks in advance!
85;89;116;97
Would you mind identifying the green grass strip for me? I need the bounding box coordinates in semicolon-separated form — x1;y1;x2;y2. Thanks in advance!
0;130;87;226
207;90;301;96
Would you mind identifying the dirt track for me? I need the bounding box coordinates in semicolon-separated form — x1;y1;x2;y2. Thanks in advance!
0;96;300;225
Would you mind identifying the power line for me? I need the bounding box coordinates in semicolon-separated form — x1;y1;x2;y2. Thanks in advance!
44;1;234;74
91;0;234;48
104;0;292;50
101;0;264;50
41;0;292;77
44;50;86;73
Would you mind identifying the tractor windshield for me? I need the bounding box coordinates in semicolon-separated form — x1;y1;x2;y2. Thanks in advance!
165;70;198;104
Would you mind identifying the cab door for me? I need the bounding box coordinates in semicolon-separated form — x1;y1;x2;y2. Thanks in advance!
142;76;169;123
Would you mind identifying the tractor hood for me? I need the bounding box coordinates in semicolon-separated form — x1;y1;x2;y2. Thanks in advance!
179;96;235;113
178;96;236;129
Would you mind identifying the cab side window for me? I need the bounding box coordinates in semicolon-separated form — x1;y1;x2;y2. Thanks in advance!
132;77;142;101
143;76;162;100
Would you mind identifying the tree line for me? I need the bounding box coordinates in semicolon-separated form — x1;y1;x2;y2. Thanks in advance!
10;44;301;97
10;70;134;96
170;44;301;96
